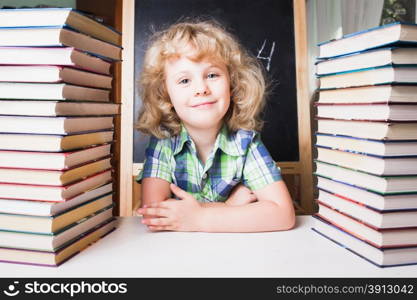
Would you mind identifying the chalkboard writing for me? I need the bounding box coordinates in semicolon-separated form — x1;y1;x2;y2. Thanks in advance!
134;0;299;162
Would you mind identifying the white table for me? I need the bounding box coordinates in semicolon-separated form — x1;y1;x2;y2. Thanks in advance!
1;216;416;278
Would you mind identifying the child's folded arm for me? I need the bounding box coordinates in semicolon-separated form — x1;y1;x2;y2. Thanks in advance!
199;181;295;232
140;177;171;208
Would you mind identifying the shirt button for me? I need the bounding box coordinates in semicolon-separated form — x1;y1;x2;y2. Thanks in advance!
202;173;208;180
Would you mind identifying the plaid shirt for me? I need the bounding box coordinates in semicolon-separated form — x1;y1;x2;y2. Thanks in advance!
137;125;282;202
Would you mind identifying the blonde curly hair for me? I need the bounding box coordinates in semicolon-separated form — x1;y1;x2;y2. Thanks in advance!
136;19;267;138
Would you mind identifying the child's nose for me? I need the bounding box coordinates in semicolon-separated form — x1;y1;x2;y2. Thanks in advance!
194;79;209;96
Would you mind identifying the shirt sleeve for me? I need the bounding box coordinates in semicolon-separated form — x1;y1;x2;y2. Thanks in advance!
136;136;172;183
242;134;282;190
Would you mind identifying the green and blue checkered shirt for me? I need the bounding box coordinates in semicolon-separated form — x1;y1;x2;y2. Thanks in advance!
137;125;282;202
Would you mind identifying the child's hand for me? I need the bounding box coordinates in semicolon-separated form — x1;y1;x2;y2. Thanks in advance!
225;184;257;206
137;184;204;232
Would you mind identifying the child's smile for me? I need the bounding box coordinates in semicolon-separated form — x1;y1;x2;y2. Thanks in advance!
164;54;231;130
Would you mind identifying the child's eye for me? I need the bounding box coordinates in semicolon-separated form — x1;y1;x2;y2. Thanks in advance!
178;78;189;84
207;73;219;79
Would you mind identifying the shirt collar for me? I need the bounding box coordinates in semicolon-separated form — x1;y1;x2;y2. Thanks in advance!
172;124;243;157
172;125;192;156
217;124;242;156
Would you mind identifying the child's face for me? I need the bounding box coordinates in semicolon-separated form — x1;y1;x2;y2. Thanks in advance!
164;54;231;131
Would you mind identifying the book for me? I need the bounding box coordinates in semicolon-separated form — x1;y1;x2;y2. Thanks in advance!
315;160;417;194
0;169;112;202
0;183;112;216
317;190;417;228
0;47;111;75
0;82;110;102
0;144;111;170
316;103;417;121
0;205;113;251
0;193;113;234
318;66;417;89
0;26;121;60
315;133;417;156
316;205;417;248
0;100;119;117
0;7;121;46
0;66;112;89
313;215;417;267
316;175;417;211
317;118;417;140
318;85;417;104
0;217;116;267
0;157;111;186
316;147;417;175
316;47;417;76
0;116;113;135
318;22;417;59
0;130;114;152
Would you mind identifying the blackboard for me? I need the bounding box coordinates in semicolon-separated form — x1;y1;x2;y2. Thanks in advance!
133;0;299;162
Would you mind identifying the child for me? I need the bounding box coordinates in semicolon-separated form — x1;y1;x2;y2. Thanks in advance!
136;20;295;232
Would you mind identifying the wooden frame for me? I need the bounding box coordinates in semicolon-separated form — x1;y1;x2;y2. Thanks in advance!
287;0;314;214
84;0;313;216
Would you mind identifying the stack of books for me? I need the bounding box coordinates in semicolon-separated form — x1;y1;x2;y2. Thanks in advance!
312;22;417;267
0;7;121;267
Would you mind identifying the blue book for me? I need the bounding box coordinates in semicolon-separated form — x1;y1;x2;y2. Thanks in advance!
0;7;121;46
315;133;417;157
317;84;417;104
318;22;417;59
315;175;417;210
318;65;417;89
314;160;417;194
316;146;417;176
316;47;417;76
315;101;417;121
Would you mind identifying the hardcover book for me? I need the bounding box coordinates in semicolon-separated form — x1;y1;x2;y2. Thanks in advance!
316;206;417;248
0;193;113;234
0;47;111;75
0;65;113;89
316;175;417;211
0;183;112;216
0;115;114;135
315;133;417;156
317;190;417;228
316;103;417;121
316;146;417;175
313;215;417;267
315;160;417;194
0;218;116;267
0;205;113;251
0;7;121;45
0;101;119;117
0;169;112;202
318;65;417;89
318;22;417;59
317;118;417;140
0;157;111;186
0;130;114;152
0;82;110;102
316;47;417;75
0;26;121;60
0;144;111;170
318;85;417;104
